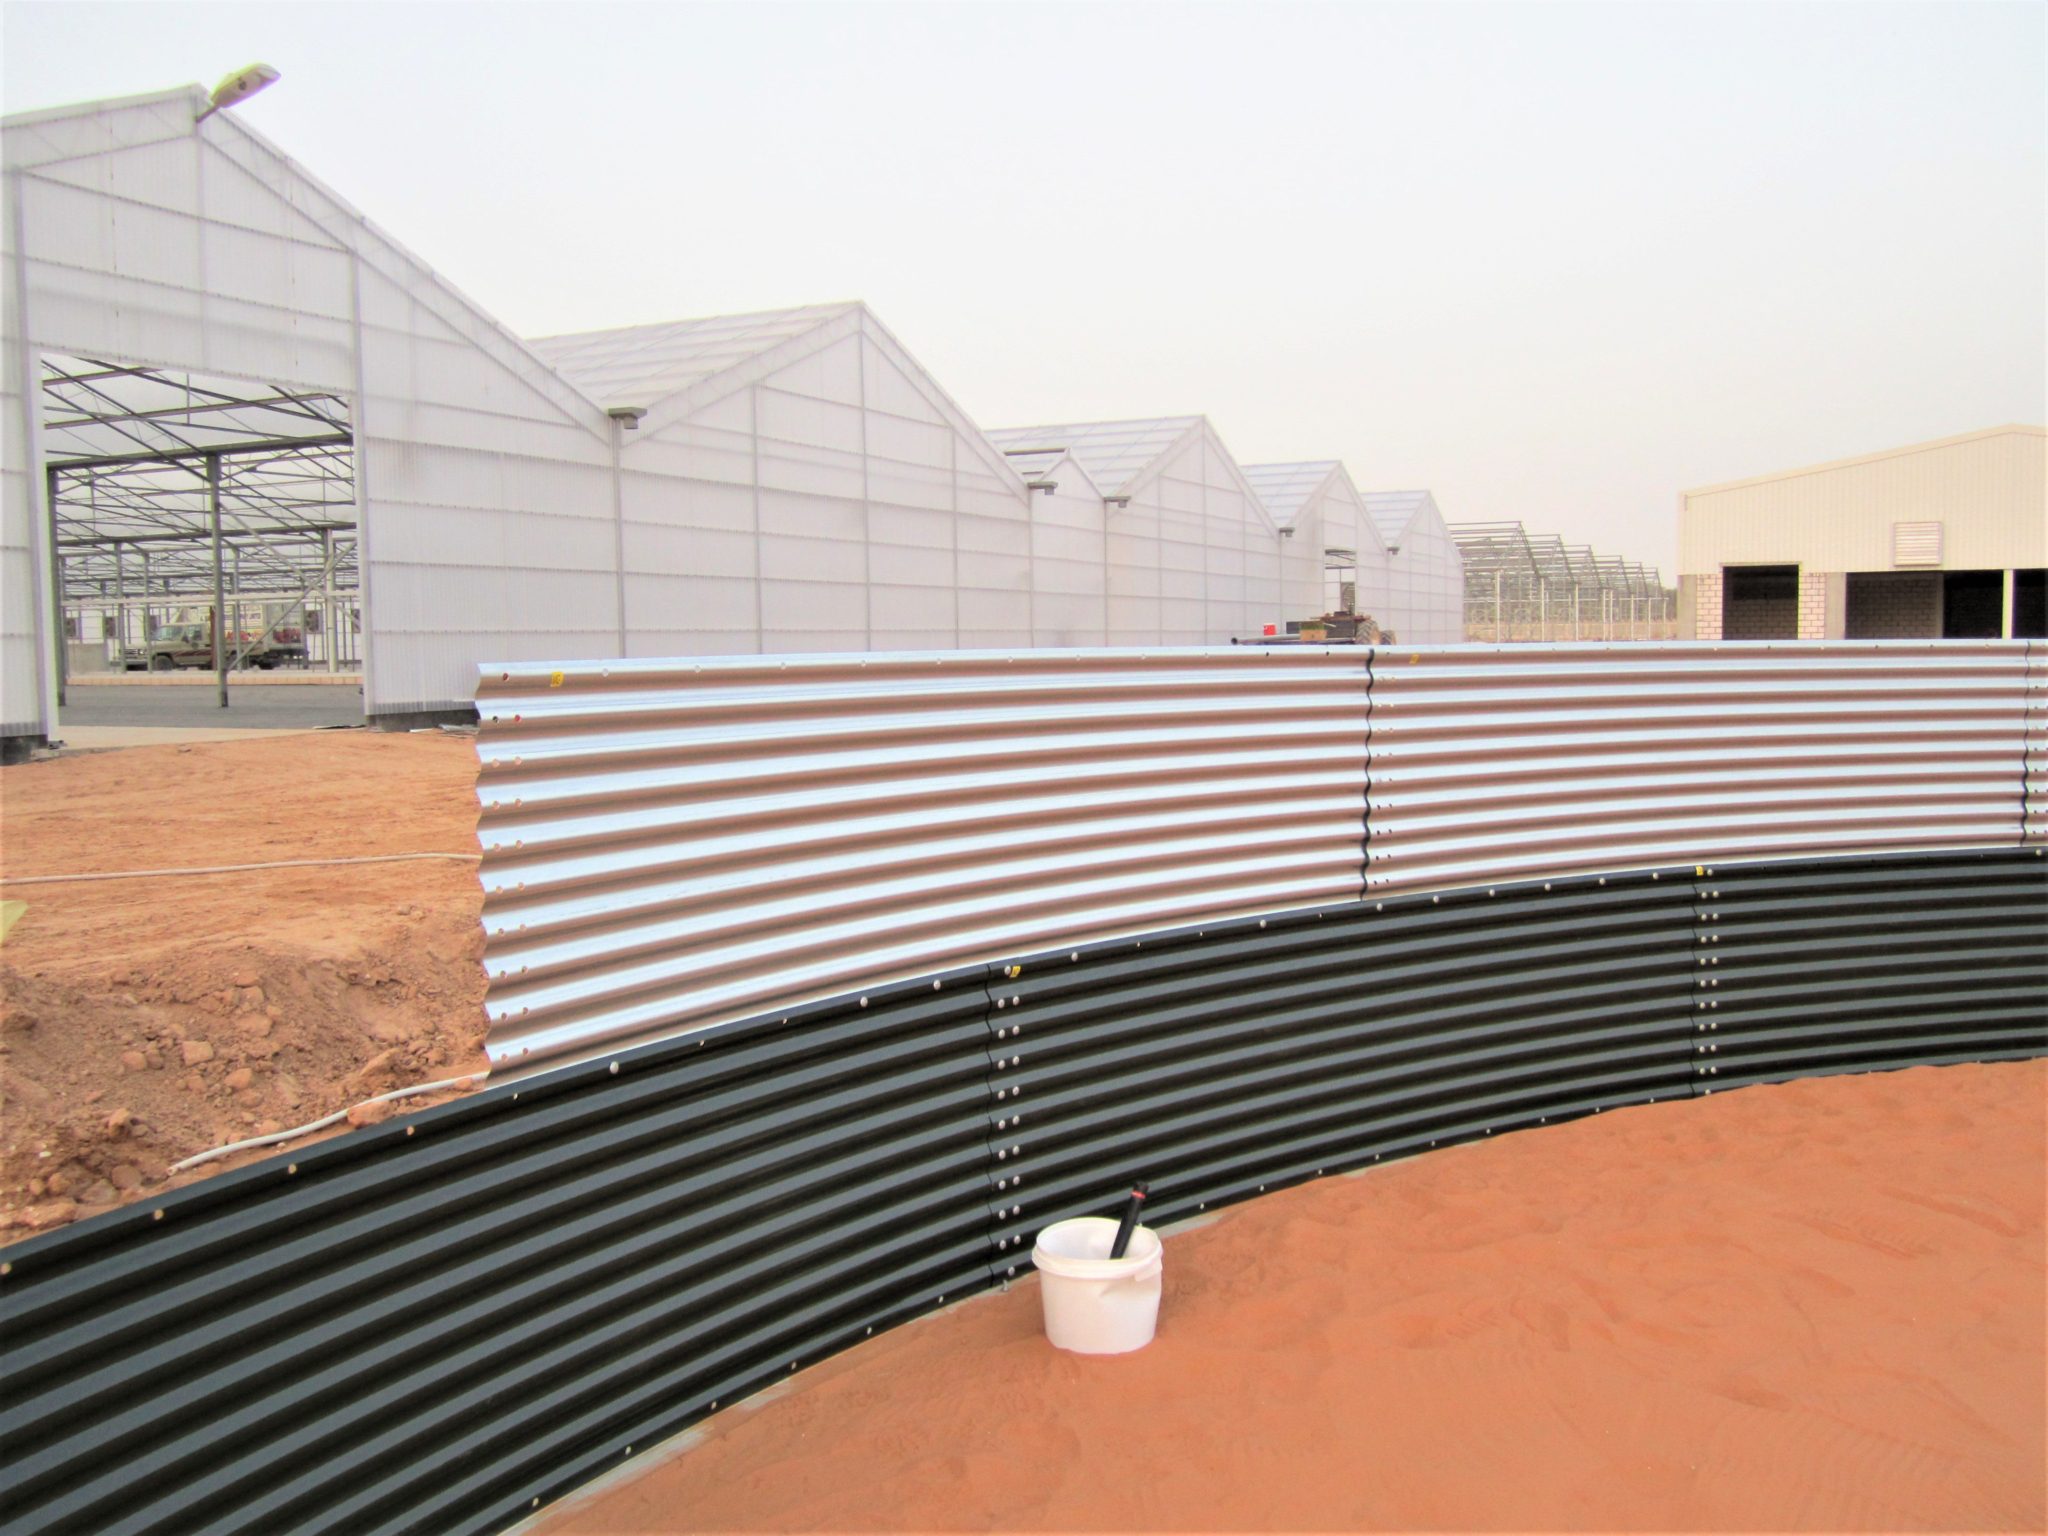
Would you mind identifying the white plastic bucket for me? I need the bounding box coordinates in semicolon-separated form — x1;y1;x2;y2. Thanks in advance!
1031;1216;1164;1354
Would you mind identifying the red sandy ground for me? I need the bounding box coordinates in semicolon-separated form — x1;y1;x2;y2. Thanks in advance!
0;733;485;1236
543;1060;2047;1534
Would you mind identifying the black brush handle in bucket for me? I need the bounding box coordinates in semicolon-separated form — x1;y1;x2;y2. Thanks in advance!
1108;1182;1150;1260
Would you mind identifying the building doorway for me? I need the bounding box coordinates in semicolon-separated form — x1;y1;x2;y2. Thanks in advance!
1721;565;1797;639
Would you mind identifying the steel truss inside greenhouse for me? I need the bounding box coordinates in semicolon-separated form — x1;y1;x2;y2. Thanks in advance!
1449;520;1677;641
41;356;360;686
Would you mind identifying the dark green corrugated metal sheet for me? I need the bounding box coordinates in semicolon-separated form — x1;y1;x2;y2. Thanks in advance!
1;852;2041;1536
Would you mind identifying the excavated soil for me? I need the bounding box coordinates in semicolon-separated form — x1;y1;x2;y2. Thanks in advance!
542;1059;2047;1534
0;731;485;1238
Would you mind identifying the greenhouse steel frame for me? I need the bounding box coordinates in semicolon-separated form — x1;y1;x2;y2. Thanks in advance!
40;355;361;690
1450;520;1676;641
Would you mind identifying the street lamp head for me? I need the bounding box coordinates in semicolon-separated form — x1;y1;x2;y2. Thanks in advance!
196;63;281;123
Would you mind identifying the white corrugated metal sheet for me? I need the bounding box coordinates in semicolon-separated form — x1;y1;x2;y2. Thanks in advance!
474;640;2041;1076
474;647;1371;1072
1366;642;2035;892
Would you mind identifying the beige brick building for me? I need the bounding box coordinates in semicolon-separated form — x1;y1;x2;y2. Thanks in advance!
1677;425;2046;640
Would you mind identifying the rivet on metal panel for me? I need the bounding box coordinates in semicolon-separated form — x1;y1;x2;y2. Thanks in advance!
1006;965;1022;978
859;997;868;1008
152;1208;164;1221
1011;1144;1020;1155
933;980;942;990
1599;877;1607;886
995;998;1005;1010
1007;1267;1017;1278
997;1150;1006;1161
1488;889;1495;897
1432;896;1439;904
996;1088;1007;1099
287;1163;298;1175
1544;883;1551;891
624;1446;632;1456
608;1062;619;1075
1014;1173;1024;1183
1011;996;1020;1006
405;1126;415;1137
1259;919;1267;928
995;1026;1006;1039
1071;952;1079;961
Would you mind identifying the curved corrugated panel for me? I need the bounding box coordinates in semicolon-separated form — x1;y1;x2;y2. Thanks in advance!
0;973;999;1536
1690;851;2048;1092
982;869;1700;1258
2025;640;2046;844
1366;642;2033;894
475;649;1369;1074
2;853;2040;1536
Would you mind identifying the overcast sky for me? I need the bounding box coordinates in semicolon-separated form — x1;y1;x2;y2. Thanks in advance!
5;0;2042;572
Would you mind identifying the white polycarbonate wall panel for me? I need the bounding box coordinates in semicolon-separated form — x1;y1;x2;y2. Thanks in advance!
0;229;43;736
475;647;1372;1072
616;323;1033;656
3;92;624;722
1366;643;2036;893
1375;504;1464;645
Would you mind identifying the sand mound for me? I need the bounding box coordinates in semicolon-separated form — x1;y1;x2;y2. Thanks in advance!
0;732;486;1235
541;1059;2046;1534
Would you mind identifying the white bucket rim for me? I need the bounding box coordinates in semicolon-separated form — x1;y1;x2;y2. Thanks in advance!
1031;1215;1162;1281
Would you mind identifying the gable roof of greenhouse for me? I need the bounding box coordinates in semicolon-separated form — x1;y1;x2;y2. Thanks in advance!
529;303;862;411
985;417;1203;498
1241;461;1341;530
1362;489;1445;549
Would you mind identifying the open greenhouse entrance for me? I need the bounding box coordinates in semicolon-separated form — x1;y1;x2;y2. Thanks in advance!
40;355;360;711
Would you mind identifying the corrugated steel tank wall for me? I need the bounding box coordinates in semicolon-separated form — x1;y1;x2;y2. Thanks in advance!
3;851;2041;1536
478;641;2040;1076
475;648;1371;1074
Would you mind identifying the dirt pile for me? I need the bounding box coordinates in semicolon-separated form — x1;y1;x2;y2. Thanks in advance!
0;732;486;1236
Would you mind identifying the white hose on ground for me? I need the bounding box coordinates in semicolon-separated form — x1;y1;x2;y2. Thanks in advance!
0;852;480;886
167;1071;489;1173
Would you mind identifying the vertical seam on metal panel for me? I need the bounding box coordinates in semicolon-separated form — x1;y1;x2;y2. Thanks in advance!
981;959;1011;1289
1691;861;1712;1097
1361;643;1374;900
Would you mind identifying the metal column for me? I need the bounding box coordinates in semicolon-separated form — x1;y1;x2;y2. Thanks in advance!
208;453;227;710
44;463;67;709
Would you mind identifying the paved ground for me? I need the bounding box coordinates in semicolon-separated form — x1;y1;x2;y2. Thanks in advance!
56;685;365;734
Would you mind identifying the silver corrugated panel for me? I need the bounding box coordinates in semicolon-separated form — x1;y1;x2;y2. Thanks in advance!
475;648;1369;1073
1367;642;2034;893
2025;642;2046;845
